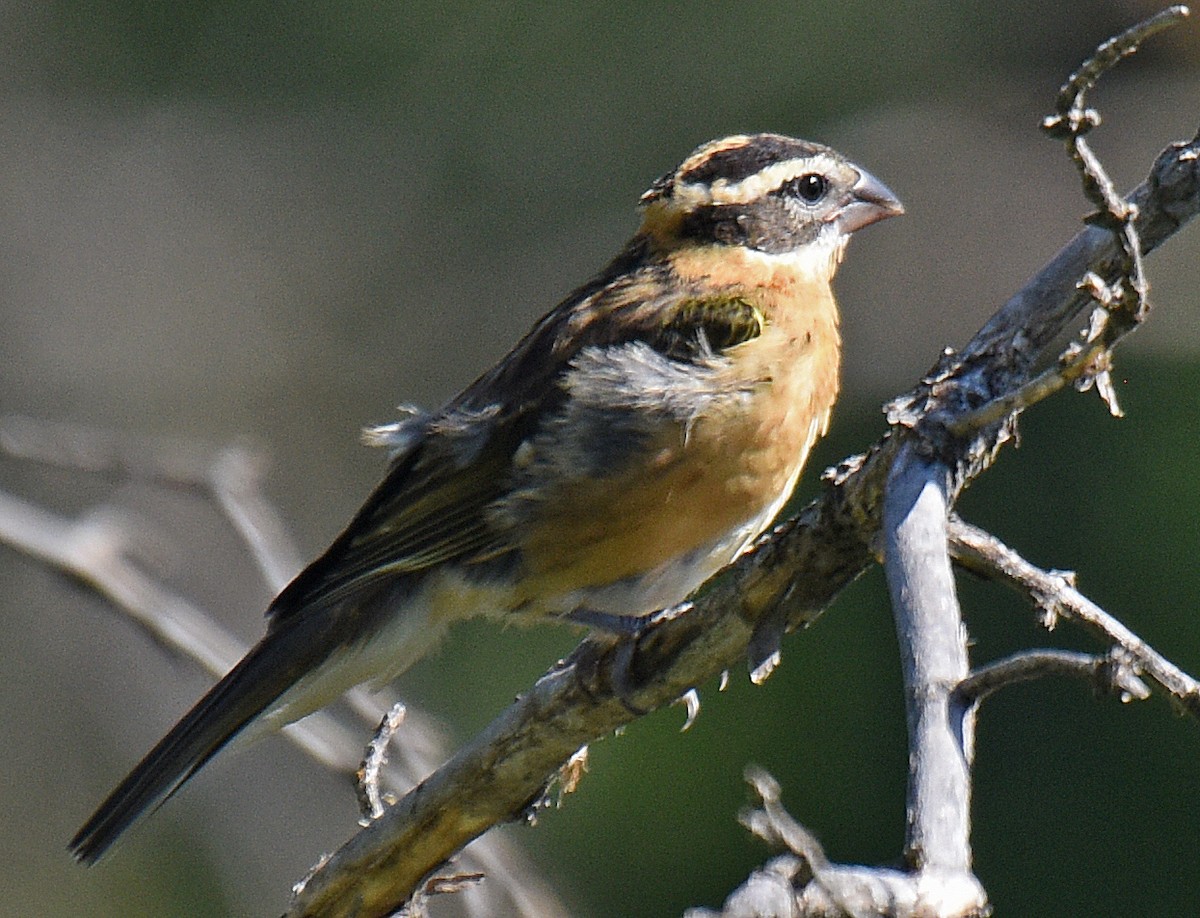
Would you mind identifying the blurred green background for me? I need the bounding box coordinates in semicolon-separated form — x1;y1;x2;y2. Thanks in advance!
2;2;1199;915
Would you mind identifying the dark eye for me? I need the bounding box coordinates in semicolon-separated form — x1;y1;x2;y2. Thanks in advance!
793;173;827;204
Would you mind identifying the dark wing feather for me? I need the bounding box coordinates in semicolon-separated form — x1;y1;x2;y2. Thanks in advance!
266;428;521;624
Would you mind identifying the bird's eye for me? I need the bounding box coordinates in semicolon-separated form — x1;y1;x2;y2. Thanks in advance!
793;173;828;204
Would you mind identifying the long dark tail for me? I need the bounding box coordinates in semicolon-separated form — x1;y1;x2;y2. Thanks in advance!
69;614;336;864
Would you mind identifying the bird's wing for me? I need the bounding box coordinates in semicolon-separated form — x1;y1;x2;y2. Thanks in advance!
268;254;763;625
265;426;520;623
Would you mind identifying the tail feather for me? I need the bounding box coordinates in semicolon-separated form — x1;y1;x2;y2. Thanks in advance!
69;616;335;864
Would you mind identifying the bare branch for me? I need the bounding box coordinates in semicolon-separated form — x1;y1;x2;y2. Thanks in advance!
946;11;1189;438
953;649;1151;707
740;766;831;873
948;518;1200;719
688;767;987;918
0;487;256;681
882;446;974;876
205;445;305;592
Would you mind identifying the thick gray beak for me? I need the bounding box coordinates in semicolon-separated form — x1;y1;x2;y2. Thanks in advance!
837;167;904;234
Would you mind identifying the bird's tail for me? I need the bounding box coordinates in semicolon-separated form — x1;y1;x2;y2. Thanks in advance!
69;613;339;864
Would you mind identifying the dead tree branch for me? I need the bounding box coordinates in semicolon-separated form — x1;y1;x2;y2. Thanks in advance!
948;518;1200;717
952;649;1150;708
686;767;985;918
881;446;980;904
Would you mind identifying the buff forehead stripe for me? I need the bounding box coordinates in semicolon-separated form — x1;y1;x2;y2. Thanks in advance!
672;152;847;209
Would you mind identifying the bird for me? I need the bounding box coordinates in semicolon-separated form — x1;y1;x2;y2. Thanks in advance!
70;132;902;863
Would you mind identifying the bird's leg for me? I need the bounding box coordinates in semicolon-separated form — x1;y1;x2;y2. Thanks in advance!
564;607;651;635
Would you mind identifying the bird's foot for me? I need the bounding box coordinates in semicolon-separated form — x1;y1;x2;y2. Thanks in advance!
565;607;650;714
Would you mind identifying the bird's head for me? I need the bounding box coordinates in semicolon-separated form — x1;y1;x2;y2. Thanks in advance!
638;133;903;279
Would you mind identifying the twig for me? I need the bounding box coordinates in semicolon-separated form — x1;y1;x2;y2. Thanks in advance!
952;648;1151;707
1041;6;1186;318
945;308;1119;436
947;9;1190;437
1044;4;1187;287
740;767;830;873
205;444;304;592
690;767;987;918
0;488;260;682
357;702;407;824
393;873;487;918
948;518;1200;719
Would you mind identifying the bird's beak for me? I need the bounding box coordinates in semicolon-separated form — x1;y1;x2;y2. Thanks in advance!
837;167;905;234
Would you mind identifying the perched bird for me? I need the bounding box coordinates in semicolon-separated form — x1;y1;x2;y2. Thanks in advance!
71;133;902;862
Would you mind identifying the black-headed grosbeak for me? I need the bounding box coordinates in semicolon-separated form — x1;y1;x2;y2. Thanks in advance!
72;133;902;862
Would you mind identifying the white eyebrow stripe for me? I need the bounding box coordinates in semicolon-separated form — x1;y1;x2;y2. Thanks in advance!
674;153;844;207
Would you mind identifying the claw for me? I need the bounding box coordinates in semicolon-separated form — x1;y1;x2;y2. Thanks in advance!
675;689;701;731
748;605;789;685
